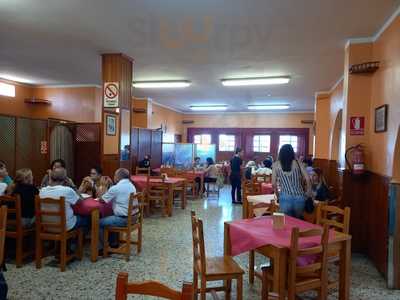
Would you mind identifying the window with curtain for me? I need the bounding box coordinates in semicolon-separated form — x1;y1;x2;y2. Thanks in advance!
193;134;211;144
219;134;235;151
253;135;271;152
278;135;298;152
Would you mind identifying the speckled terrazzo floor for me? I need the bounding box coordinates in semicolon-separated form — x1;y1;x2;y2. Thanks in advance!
4;186;400;299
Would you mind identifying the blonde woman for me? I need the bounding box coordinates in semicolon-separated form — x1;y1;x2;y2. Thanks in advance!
11;168;39;227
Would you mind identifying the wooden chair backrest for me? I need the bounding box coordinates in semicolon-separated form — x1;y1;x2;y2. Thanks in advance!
316;205;351;234
127;193;144;230
288;225;329;292
161;167;177;177
191;211;206;275
136;167;150;175
248;200;278;218
0;195;22;232
244;181;262;196
116;272;193;300
35;196;67;234
0;205;7;265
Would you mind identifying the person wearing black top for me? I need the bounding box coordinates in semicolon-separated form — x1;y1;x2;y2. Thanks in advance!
230;148;244;204
11;168;39;227
138;154;151;168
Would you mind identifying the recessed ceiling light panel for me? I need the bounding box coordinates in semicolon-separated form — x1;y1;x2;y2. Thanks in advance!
247;104;290;110
190;105;227;111
221;76;290;86
133;80;191;88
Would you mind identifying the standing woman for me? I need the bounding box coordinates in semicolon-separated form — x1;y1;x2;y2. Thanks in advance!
230;148;244;204
272;144;311;218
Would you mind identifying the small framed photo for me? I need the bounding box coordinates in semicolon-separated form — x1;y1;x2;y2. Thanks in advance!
375;104;388;133
106;115;116;136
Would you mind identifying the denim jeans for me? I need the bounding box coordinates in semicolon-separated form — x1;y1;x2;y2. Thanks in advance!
98;215;128;250
279;193;306;218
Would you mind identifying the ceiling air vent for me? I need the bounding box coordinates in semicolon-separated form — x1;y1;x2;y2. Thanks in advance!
182;120;194;124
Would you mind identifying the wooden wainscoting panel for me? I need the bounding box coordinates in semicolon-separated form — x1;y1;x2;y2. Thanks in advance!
102;154;120;178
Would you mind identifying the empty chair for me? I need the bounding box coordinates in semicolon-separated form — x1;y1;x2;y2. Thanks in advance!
103;193;144;261
115;272;194;300
146;176;169;216
191;211;244;300
0;195;35;267
35;196;83;272
261;225;330;300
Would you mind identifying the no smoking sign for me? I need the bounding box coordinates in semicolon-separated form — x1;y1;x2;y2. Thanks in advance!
103;82;119;108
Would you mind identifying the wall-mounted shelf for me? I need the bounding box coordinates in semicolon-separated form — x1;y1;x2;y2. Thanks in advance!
24;98;51;105
349;61;379;74
132;108;146;113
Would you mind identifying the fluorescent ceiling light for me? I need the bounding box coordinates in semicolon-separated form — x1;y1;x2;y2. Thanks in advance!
248;104;290;110
0;82;16;97
0;74;32;84
190;105;227;111
221;76;290;86
133;80;191;88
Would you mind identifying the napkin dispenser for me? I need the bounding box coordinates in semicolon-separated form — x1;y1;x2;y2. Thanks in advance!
272;212;285;229
161;173;168;181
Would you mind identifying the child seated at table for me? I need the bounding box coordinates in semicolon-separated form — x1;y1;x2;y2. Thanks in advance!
10;168;39;228
79;166;113;198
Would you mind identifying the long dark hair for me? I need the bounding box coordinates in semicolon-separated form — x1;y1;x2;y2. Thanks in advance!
278;144;295;172
206;157;214;166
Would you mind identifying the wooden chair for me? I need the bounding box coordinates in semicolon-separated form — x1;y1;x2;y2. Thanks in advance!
242;181;262;218
0;205;7;267
161;167;177;177
191;211;244;300
146;176;169;216
176;169;197;198
35;196;83;272
115;272;194;300
135;167;150;175
104;193;144;261
0;195;35;267
261;225;330;300
248;201;278;285
316;204;351;289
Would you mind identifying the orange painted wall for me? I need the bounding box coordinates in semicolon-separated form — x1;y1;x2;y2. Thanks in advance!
132;98;151;128
0;80;101;123
181;112;315;155
369;16;400;176
151;103;183;136
314;94;331;159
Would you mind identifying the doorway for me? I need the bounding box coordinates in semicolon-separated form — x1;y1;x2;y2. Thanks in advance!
330;110;343;166
49;124;74;179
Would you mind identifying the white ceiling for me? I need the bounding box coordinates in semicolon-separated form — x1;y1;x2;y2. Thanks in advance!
0;0;399;112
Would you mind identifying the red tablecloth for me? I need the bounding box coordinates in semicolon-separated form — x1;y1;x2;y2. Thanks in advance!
73;198;113;217
261;182;274;194
229;215;335;257
152;169;205;180
131;175;185;191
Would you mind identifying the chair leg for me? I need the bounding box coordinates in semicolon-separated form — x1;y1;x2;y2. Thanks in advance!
137;226;142;254
237;275;243;300
35;237;42;269
200;276;206;300
261;267;269;300
60;238;67;272
224;279;232;300
103;229;109;257
249;250;255;284
193;269;198;300
125;231;131;261
16;235;23;267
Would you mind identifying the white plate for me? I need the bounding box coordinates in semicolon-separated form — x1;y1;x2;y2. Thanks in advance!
80;193;92;199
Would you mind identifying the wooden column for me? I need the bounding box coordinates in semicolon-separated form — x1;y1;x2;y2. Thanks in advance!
101;53;134;177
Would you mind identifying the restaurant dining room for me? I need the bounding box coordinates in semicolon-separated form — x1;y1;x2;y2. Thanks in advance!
1;1;400;299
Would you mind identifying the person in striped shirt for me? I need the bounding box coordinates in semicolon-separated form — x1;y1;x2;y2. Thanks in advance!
272;144;311;218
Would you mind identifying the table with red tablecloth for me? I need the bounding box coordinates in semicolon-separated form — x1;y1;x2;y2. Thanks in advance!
72;198;113;262
224;216;352;300
153;169;205;196
261;182;274;194
131;175;187;216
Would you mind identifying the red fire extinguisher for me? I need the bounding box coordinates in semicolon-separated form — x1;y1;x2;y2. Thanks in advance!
345;144;365;175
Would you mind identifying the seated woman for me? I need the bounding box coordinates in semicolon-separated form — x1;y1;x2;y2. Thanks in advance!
79;166;113;198
204;157;218;185
10;168;39;227
41;159;75;188
192;156;202;169
310;168;330;201
0;160;13;186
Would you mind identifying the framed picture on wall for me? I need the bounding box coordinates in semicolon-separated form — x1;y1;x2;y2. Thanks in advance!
375;104;388;133
106;115;116;136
